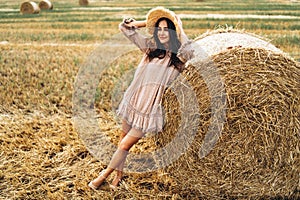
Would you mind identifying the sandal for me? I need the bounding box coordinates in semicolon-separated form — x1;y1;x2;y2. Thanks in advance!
88;170;107;190
109;175;122;190
88;181;98;190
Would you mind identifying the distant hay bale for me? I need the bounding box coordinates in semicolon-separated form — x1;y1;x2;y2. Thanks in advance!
79;0;89;6
157;31;300;198
38;0;53;10
20;1;40;14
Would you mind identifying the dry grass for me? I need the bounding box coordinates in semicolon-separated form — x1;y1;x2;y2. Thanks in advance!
0;113;182;199
0;44;184;199
0;44;90;116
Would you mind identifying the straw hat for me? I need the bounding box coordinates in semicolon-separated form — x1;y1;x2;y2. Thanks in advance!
146;6;181;41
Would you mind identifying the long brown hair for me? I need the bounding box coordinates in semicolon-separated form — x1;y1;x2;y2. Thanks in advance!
148;17;184;72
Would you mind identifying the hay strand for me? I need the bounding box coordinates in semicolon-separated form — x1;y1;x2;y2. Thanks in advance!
20;1;40;14
38;0;53;10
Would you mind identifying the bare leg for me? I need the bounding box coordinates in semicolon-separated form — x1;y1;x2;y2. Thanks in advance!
118;121;132;169
89;127;144;190
108;127;144;168
111;122;129;187
110;132;127;187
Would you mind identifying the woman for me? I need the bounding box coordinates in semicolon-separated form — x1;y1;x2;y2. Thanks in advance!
88;6;191;190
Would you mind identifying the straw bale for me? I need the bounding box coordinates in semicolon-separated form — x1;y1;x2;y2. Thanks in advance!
79;0;89;6
157;33;300;198
20;1;40;14
38;0;53;10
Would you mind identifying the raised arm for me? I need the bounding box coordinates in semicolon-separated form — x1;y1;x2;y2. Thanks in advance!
123;18;146;29
175;15;193;63
119;18;150;53
174;15;189;45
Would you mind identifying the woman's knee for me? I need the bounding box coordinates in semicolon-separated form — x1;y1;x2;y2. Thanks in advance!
118;141;131;151
118;138;138;151
118;131;143;151
122;120;131;133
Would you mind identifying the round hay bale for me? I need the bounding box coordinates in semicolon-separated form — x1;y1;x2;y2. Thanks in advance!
158;31;300;198
38;0;53;10
79;0;89;6
20;1;40;14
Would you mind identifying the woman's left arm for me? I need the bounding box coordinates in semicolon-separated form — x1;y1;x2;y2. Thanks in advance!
175;15;189;45
175;15;194;63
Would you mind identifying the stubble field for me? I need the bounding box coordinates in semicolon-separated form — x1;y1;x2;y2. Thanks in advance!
0;0;299;199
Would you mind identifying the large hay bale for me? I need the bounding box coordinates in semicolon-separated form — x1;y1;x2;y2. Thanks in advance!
38;0;53;10
79;0;89;6
20;1;40;14
158;31;300;199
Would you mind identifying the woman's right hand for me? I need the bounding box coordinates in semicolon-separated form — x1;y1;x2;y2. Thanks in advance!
123;18;146;28
124;18;135;24
123;18;136;28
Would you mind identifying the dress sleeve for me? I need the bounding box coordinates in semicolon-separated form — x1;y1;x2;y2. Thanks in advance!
119;22;151;53
177;40;194;63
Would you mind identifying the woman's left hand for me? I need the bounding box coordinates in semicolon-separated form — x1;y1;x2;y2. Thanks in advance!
177;40;195;62
175;15;182;27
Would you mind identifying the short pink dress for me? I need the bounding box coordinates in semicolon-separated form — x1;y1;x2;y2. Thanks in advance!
117;23;181;133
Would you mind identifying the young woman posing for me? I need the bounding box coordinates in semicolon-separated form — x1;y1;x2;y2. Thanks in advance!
88;6;191;190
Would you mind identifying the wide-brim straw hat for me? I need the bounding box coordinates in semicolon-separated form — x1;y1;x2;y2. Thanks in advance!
146;6;181;41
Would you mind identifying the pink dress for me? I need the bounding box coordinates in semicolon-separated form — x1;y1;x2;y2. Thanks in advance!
117;23;180;133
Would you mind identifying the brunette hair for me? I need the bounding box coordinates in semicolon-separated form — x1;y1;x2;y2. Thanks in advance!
148;17;184;72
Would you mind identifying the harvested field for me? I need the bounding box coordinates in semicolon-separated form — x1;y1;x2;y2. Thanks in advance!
1;0;299;199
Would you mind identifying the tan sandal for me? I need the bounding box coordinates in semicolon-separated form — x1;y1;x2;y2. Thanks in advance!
109;175;122;190
88;170;107;190
109;181;121;190
88;181;98;190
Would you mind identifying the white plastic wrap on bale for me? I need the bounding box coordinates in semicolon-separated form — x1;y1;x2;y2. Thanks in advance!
20;1;40;14
39;0;53;10
194;31;283;57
